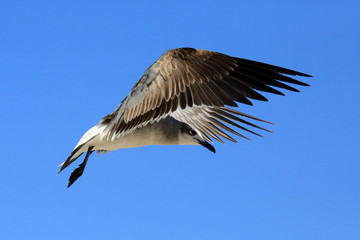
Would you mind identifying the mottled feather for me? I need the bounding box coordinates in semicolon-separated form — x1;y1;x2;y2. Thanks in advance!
100;48;310;142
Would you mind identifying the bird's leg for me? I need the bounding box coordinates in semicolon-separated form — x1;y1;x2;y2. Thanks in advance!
67;146;94;188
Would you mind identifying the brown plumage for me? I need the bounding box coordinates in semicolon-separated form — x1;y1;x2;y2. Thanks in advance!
60;47;311;187
101;47;311;142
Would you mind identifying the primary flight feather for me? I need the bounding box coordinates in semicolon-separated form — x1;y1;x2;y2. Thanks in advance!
58;48;311;187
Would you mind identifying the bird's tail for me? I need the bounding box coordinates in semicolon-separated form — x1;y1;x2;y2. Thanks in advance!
58;143;87;173
58;125;105;174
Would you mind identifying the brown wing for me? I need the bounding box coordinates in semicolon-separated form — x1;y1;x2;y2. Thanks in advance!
101;48;311;141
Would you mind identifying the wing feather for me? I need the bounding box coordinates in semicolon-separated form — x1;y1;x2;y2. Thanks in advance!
100;48;311;141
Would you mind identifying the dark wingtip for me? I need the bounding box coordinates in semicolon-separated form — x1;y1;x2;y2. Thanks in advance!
297;72;313;77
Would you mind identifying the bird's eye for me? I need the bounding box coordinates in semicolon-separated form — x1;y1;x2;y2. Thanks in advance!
189;130;197;136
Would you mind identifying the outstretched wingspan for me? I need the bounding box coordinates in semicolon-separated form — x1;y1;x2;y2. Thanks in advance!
101;48;310;142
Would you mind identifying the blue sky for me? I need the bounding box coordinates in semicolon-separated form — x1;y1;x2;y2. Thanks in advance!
1;1;359;239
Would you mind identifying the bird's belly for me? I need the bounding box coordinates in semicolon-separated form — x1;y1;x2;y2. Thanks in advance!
94;125;176;151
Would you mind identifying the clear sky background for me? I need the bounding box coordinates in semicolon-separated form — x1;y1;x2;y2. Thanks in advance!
1;1;359;239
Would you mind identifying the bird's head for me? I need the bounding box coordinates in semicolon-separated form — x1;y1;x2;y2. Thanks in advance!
178;123;216;153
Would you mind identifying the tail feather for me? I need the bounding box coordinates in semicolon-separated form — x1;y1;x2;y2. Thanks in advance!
58;143;86;174
59;125;105;174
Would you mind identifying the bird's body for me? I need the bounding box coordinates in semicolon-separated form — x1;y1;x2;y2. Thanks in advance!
75;116;194;152
59;48;311;187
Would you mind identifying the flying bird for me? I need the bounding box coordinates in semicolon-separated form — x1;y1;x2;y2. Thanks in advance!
58;48;311;187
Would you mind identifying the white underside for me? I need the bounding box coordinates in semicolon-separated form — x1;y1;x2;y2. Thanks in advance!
94;125;175;151
74;121;194;153
59;118;201;168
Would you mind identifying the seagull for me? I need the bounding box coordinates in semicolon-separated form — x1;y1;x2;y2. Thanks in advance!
58;48;311;187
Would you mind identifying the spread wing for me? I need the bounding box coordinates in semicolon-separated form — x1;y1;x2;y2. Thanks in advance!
101;48;311;142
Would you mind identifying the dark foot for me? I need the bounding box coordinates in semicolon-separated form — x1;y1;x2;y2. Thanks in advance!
67;146;94;188
68;162;86;187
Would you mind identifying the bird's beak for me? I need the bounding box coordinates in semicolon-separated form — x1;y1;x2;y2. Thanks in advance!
197;139;216;153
